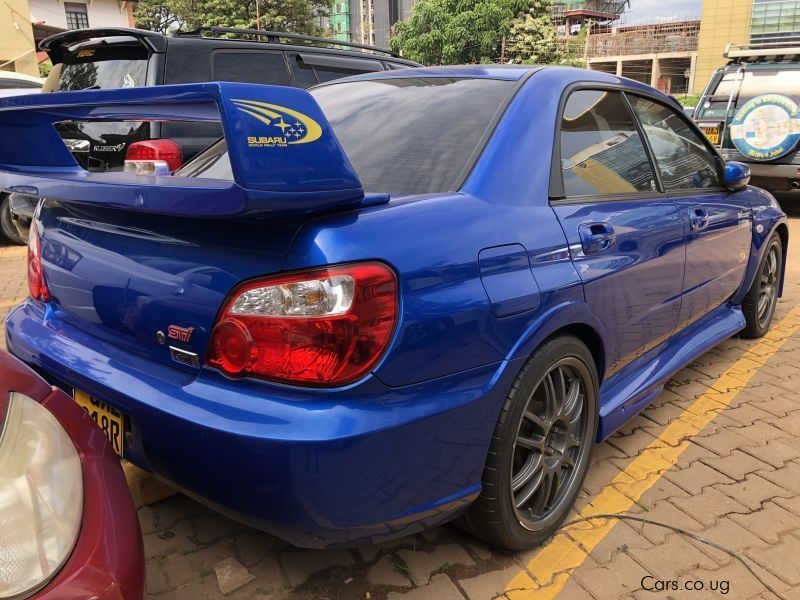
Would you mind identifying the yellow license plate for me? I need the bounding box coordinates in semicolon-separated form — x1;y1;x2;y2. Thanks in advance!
701;126;720;145
73;390;125;457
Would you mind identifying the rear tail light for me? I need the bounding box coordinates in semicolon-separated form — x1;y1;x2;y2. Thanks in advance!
207;263;397;386
124;139;183;174
27;227;50;302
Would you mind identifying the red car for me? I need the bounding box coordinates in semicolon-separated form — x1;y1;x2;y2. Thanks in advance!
0;351;144;599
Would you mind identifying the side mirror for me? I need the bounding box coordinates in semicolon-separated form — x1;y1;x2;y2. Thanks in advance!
723;161;751;191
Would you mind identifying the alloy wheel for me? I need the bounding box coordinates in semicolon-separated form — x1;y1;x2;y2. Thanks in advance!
510;357;590;529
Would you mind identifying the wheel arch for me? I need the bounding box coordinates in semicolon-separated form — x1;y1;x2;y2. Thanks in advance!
775;222;789;297
508;302;607;386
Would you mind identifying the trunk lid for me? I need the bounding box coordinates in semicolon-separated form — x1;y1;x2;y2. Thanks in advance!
38;200;299;371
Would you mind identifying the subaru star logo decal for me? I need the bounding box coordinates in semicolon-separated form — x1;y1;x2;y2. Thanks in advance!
231;99;323;148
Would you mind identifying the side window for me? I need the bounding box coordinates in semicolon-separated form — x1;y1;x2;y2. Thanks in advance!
212;52;291;86
560;90;658;197
314;63;371;83
288;54;318;88
629;95;722;190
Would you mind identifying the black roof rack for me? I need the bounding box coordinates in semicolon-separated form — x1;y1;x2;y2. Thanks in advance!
175;26;401;58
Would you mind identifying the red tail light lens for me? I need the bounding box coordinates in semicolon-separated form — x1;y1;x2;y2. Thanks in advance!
124;139;183;173
27;227;50;302
208;263;397;386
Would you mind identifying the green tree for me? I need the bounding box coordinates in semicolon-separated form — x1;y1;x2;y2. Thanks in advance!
505;0;560;64
390;0;526;65
135;0;331;37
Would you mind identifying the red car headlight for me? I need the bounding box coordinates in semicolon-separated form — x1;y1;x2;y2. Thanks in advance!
0;392;83;599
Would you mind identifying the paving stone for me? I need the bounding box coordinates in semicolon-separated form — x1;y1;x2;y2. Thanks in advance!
757;461;800;495
214;557;255;595
729;502;800;544
631;499;706;545
165;551;197;589
248;555;285;595
397;543;475;586
367;556;413;588
682;518;770;566
357;537;417;563
194;515;241;545
146;557;171;595
142;518;194;558
387;573;464;599
745;533;800;586
773;495;800;517
715;473;794;510
737;421;792;445
137;505;158;535
582;457;626;495
572;552;649;599
458;563;535;600
583;520;653;564
693;426;761;456
742;439;800;469
234;531;286;567
627;534;718;578
281;548;355;587
670;486;750;526
684;561;768;600
607;427;663;457
466;539;495;562
701;450;773;482
663;461;736;495
635;477;690;509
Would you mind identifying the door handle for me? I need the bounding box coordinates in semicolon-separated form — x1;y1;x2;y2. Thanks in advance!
579;222;616;254
688;207;709;232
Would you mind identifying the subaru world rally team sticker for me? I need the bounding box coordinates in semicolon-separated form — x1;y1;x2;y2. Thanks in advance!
728;93;800;161
231;99;322;148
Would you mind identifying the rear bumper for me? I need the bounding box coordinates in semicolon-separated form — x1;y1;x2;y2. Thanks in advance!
0;351;144;600
6;301;518;548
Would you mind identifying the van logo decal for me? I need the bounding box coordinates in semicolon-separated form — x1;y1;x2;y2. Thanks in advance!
231;100;322;148
167;325;195;343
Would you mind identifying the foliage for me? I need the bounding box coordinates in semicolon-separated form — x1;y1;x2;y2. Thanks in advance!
674;94;700;107
38;60;52;79
134;0;332;36
504;0;560;64
390;0;527;65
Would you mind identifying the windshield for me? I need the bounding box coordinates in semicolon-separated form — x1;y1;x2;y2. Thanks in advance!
696;66;800;120
43;44;149;92
179;77;515;195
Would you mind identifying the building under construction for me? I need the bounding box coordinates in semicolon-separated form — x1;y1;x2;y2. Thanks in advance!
551;1;629;35
557;17;701;95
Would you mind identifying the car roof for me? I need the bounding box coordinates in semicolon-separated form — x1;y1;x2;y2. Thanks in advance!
0;71;44;85
328;64;541;82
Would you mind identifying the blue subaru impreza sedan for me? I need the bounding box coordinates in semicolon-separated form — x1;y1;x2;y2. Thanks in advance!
1;65;787;550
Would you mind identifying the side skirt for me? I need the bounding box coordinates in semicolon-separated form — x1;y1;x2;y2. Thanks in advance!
597;303;745;441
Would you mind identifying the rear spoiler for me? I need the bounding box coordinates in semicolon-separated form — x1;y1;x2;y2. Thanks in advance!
0;83;366;218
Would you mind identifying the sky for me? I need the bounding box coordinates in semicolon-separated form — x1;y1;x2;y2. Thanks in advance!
620;0;702;24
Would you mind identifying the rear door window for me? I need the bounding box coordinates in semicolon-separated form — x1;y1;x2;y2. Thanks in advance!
43;44;148;91
629;95;722;190
559;90;658;197
211;51;291;86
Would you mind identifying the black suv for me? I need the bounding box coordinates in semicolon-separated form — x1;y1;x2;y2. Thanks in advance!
2;26;418;243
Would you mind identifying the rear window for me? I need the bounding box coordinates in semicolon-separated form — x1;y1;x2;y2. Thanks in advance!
179;77;514;196
312;77;513;195
43;44;149;92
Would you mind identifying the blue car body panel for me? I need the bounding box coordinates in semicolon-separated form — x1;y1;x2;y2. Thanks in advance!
2;66;789;547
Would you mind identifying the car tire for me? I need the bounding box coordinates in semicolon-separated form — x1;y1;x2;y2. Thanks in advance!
741;233;782;339
0;194;25;245
457;334;598;550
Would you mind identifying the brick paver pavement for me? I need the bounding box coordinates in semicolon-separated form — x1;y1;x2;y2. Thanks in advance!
1;205;798;600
